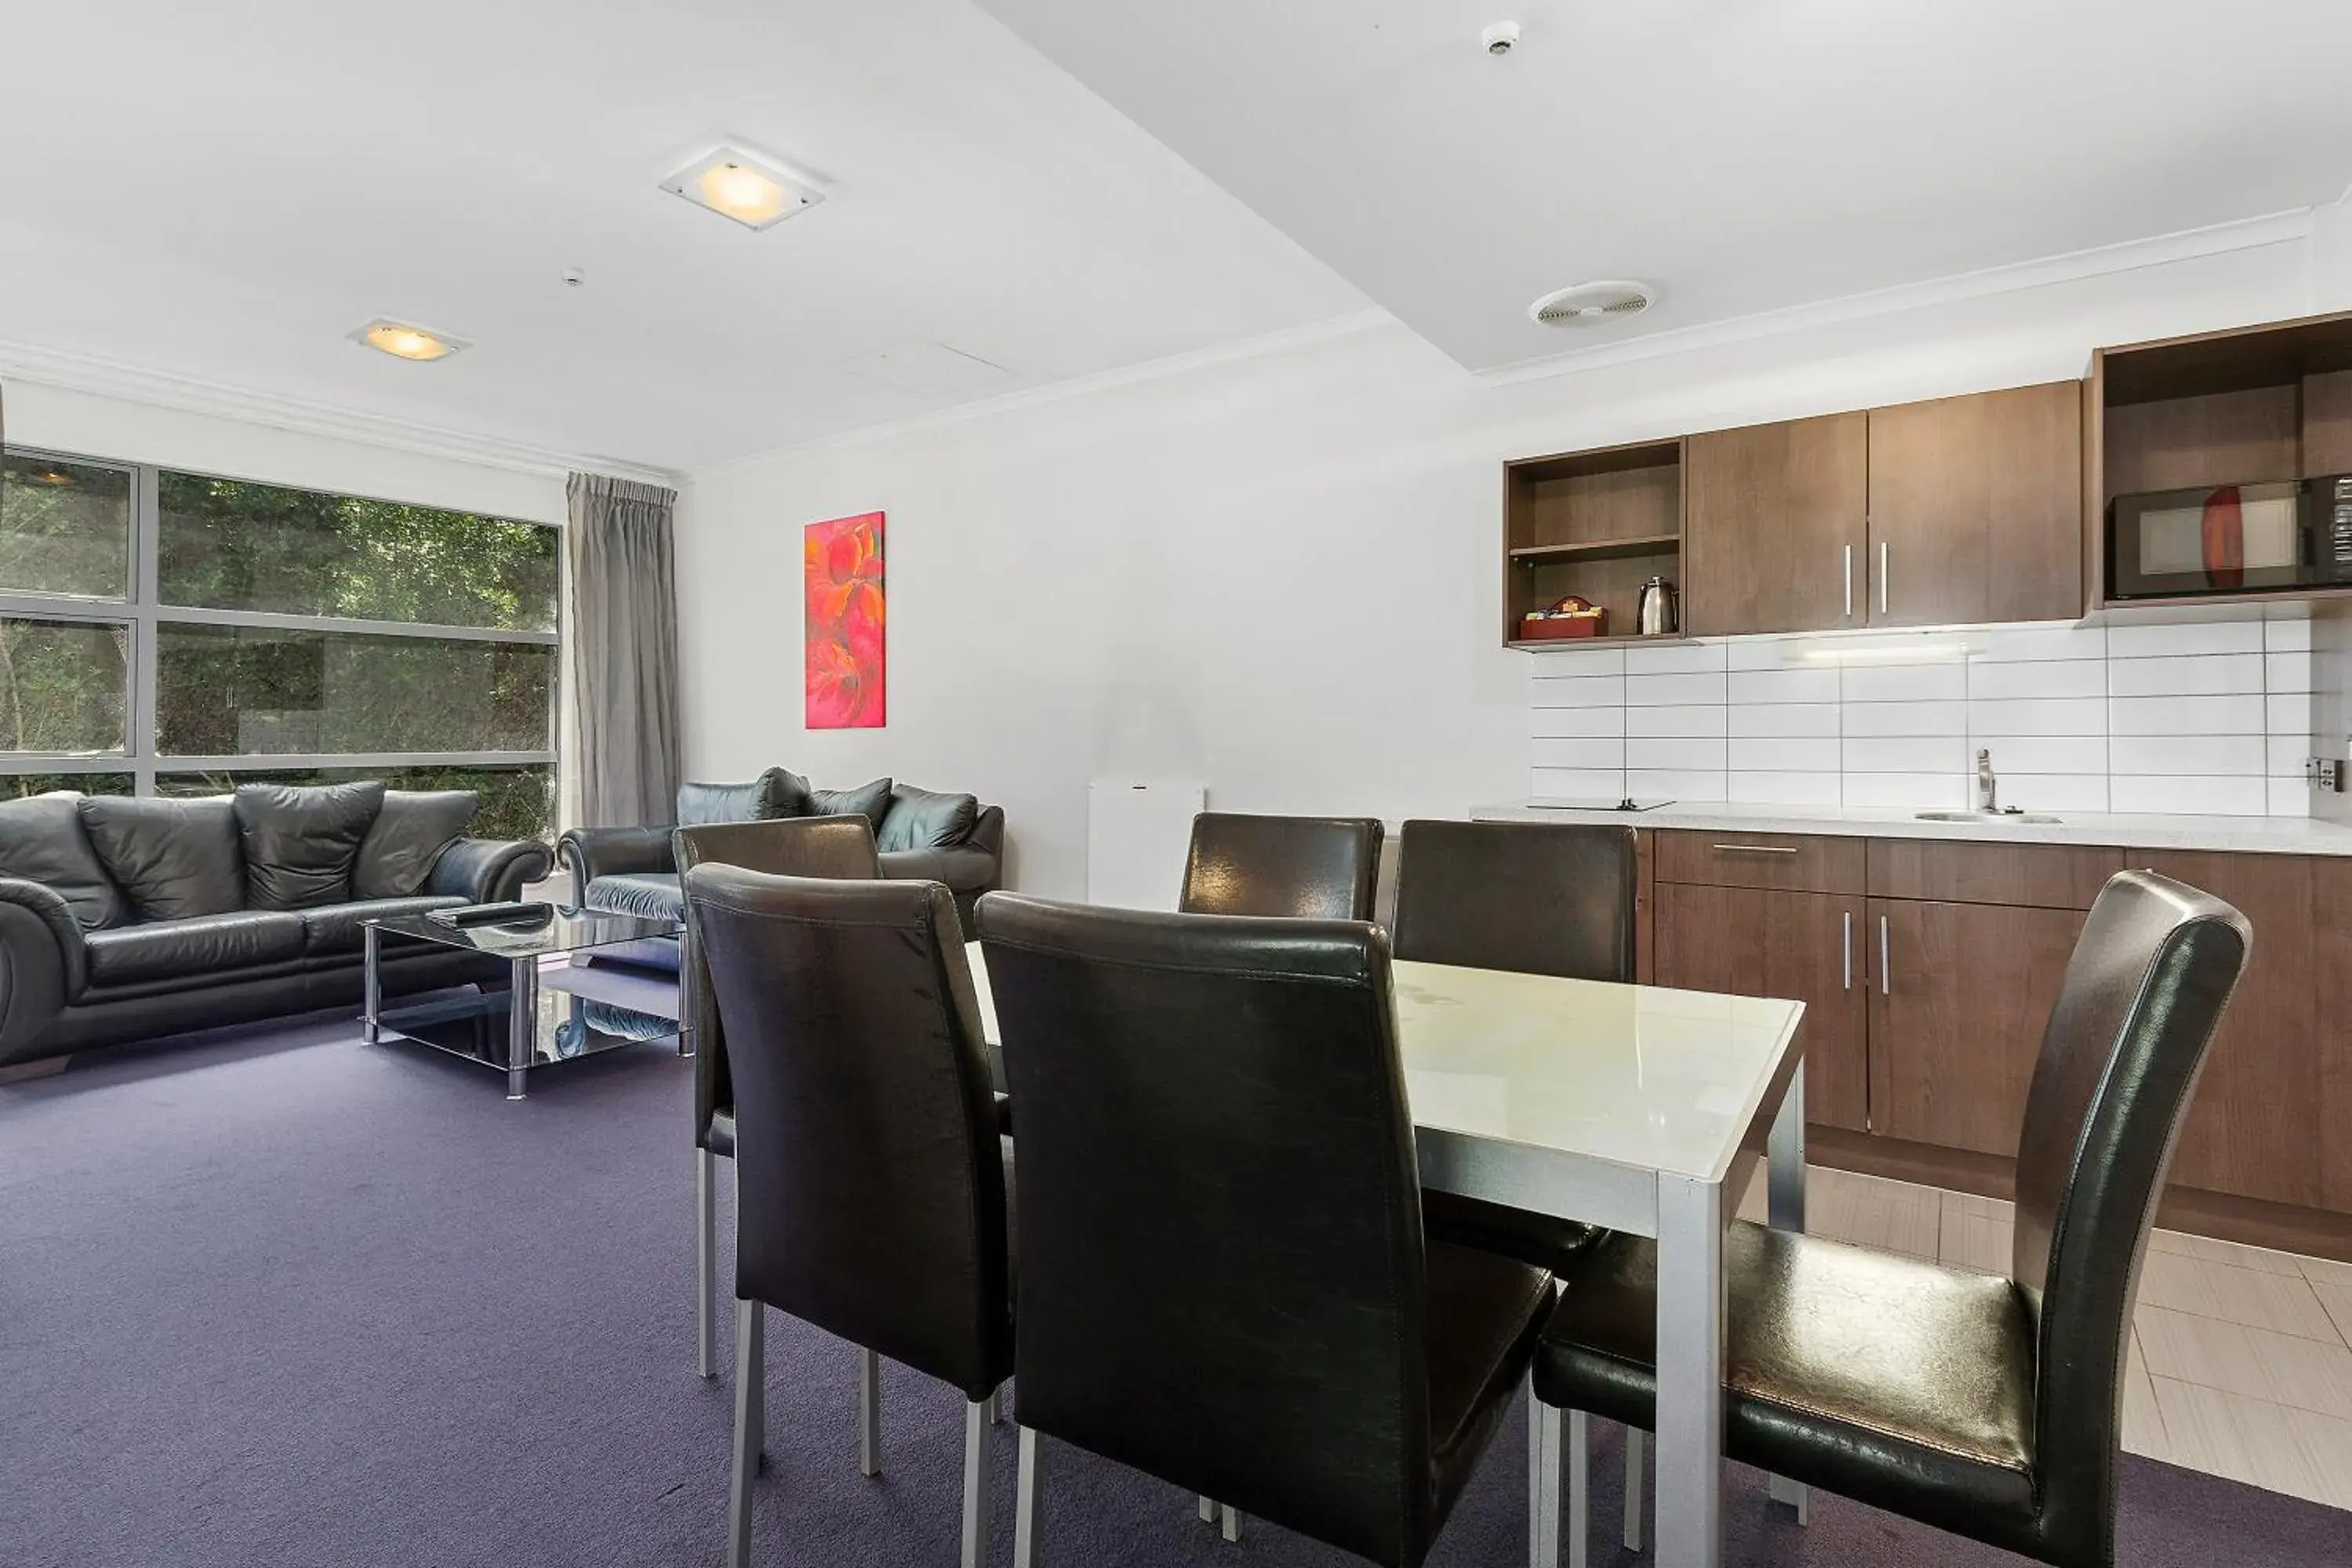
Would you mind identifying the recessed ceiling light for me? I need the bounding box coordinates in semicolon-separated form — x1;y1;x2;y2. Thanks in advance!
660;144;823;231
350;319;466;362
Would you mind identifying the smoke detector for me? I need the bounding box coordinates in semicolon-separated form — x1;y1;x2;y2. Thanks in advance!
1529;281;1655;327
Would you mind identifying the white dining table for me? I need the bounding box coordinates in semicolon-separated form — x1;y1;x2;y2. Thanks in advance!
964;942;1808;1568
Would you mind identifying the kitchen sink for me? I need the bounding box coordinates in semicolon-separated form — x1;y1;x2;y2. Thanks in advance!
1915;810;2064;825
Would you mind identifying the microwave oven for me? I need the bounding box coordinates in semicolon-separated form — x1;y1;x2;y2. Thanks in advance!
2107;476;2352;599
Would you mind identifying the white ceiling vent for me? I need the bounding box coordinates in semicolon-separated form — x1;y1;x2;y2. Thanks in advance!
1528;280;1655;327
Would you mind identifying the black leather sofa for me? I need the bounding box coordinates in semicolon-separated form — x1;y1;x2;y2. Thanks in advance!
0;784;552;1075
557;770;1004;971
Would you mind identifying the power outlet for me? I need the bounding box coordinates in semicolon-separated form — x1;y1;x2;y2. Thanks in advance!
2311;757;2346;793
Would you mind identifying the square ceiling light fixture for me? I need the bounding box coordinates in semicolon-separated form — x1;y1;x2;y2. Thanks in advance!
350;318;467;362
660;143;824;231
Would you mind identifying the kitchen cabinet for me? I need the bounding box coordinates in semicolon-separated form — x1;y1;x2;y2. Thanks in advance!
1682;413;1868;636
1866;896;2089;1158
1866;383;2083;626
1654;880;1868;1131
2133;850;2328;1209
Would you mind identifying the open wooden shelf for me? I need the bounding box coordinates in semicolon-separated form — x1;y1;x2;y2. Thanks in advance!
1504;439;1685;644
1507;633;1697;652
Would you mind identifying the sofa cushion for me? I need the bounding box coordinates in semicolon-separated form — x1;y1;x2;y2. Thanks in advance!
354;790;478;898
299;895;469;954
233;782;387;909
586;872;687;924
677;769;799;826
804;775;892;834
877;784;979;852
83;909;307;986
0;792;129;930
78;796;245;921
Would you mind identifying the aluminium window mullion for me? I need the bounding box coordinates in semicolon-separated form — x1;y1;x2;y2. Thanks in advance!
132;465;160;796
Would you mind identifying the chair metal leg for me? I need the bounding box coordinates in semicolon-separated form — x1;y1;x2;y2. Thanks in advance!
989;1388;1005;1425
1532;1398;1563;1568
1014;1425;1043;1568
696;1148;717;1380
1624;1426;1645;1553
1566;1410;1590;1568
727;1299;765;1568
1197;1496;1216;1524
961;1398;993;1568
858;1347;883;1477
1220;1505;1241;1542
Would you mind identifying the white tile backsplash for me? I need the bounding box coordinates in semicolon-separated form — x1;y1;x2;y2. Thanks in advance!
1526;615;2321;818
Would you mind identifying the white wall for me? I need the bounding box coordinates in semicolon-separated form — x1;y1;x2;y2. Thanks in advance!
2;381;568;524
678;223;2331;898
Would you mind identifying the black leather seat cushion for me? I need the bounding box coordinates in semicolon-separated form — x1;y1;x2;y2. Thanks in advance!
1425;1240;1555;1501
1421;1191;1601;1275
299;896;468;954
84;911;309;986
0;792;128;929
234;782;386;909
586;872;686;924
1536;1223;2036;1522
77;796;245;921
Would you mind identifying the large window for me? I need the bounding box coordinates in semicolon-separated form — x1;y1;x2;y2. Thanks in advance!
0;452;558;839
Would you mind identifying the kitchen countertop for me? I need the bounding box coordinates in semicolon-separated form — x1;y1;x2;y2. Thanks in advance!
1471;799;2352;857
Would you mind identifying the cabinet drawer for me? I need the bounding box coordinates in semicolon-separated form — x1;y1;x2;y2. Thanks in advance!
1654;829;1864;894
1867;838;2122;910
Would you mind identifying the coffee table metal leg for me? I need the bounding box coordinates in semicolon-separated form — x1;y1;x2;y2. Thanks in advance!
362;924;381;1044
507;956;537;1100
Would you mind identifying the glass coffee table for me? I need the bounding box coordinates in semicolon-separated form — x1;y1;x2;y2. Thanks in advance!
363;907;685;1098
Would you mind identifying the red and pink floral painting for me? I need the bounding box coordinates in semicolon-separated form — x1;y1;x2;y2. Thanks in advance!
804;511;886;729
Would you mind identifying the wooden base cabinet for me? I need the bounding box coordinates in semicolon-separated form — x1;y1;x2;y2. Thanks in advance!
1865;898;2088;1158
1653;880;1868;1131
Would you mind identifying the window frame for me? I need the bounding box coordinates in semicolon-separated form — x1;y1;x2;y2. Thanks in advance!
0;448;559;811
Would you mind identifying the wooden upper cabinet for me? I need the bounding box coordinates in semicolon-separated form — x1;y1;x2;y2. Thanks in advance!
1683;412;1868;636
1867;383;2084;626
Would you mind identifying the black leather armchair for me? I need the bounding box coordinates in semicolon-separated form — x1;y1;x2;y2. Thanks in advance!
1178;811;1383;920
672;816;884;1382
1399;818;1636;1274
976;893;1554;1568
1529;869;2251;1568
688;863;1011;1568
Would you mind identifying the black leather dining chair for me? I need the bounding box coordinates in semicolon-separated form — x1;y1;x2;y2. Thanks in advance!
1179;811;1383;920
1396;818;1638;1276
675;815;881;1384
976;892;1555;1568
1530;869;2250;1568
688;865;1014;1568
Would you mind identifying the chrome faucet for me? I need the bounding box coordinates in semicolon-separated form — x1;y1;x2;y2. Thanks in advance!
1976;749;1998;812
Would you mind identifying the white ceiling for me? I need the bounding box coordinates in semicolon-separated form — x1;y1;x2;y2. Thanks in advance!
980;0;2352;372
0;2;1363;474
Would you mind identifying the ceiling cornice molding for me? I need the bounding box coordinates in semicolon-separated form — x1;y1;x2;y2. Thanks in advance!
1475;206;2320;389
0;336;680;487
695;308;1394;477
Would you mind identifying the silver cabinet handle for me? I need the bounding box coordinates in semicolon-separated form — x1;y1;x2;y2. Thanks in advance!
1878;540;1889;615
1710;843;1798;855
1843;543;1853;618
1842;910;1853;991
1878;913;1890;995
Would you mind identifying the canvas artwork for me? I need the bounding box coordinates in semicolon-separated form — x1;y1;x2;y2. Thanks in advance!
804;510;886;729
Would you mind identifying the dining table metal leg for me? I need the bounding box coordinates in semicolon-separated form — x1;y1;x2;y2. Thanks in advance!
1765;1062;1809;1523
1653;1173;1724;1568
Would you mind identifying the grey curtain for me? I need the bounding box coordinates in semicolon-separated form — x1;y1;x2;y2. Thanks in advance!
566;473;682;829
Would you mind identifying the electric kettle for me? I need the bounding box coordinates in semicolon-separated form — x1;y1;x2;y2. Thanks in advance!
1636;576;1679;636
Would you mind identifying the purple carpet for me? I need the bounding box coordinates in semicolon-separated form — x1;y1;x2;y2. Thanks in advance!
4;1018;2348;1568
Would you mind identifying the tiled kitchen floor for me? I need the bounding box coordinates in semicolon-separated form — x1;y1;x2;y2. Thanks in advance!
1737;1165;2352;1512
